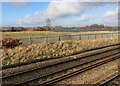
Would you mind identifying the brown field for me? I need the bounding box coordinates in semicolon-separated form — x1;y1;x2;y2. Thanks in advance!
2;31;116;38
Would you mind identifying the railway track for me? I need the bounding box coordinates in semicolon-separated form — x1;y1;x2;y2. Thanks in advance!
39;54;120;86
2;44;120;86
99;73;120;86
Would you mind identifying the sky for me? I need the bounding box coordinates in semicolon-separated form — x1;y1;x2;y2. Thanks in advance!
1;0;119;27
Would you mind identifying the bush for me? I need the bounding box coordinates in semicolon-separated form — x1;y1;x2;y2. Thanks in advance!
1;38;22;48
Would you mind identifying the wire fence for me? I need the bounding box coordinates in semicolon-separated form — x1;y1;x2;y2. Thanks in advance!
20;32;119;46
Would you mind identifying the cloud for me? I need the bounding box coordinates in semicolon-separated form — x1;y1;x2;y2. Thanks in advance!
45;1;112;19
73;15;93;23
10;0;117;26
16;12;46;26
103;8;117;18
101;7;118;26
79;15;93;22
50;0;119;2
16;1;113;26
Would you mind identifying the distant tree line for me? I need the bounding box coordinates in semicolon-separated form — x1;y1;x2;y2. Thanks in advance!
1;26;51;32
51;24;120;30
1;24;120;32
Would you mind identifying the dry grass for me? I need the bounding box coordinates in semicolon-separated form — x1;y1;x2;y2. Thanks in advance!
2;36;119;66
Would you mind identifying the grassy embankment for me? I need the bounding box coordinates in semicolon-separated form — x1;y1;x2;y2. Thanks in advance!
2;36;119;66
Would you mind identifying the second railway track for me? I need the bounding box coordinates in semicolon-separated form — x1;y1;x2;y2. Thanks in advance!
2;44;120;86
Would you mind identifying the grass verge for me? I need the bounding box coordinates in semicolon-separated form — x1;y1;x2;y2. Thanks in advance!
1;36;119;66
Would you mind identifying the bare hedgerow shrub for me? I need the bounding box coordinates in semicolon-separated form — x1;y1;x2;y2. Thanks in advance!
1;38;22;49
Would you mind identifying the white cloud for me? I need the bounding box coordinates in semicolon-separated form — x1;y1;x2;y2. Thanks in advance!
79;15;93;22
101;7;118;26
16;12;46;26
11;0;117;26
73;15;93;23
16;1;111;26
103;9;117;18
51;0;119;2
45;1;113;19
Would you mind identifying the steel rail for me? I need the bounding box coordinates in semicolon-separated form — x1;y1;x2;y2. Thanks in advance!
39;55;120;86
2;45;119;79
99;73;120;86
13;50;120;85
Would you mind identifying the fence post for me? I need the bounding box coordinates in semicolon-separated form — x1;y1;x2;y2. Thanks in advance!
87;35;89;39
79;35;81;40
29;36;32;45
95;34;96;39
100;34;102;38
69;35;71;40
59;35;61;41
